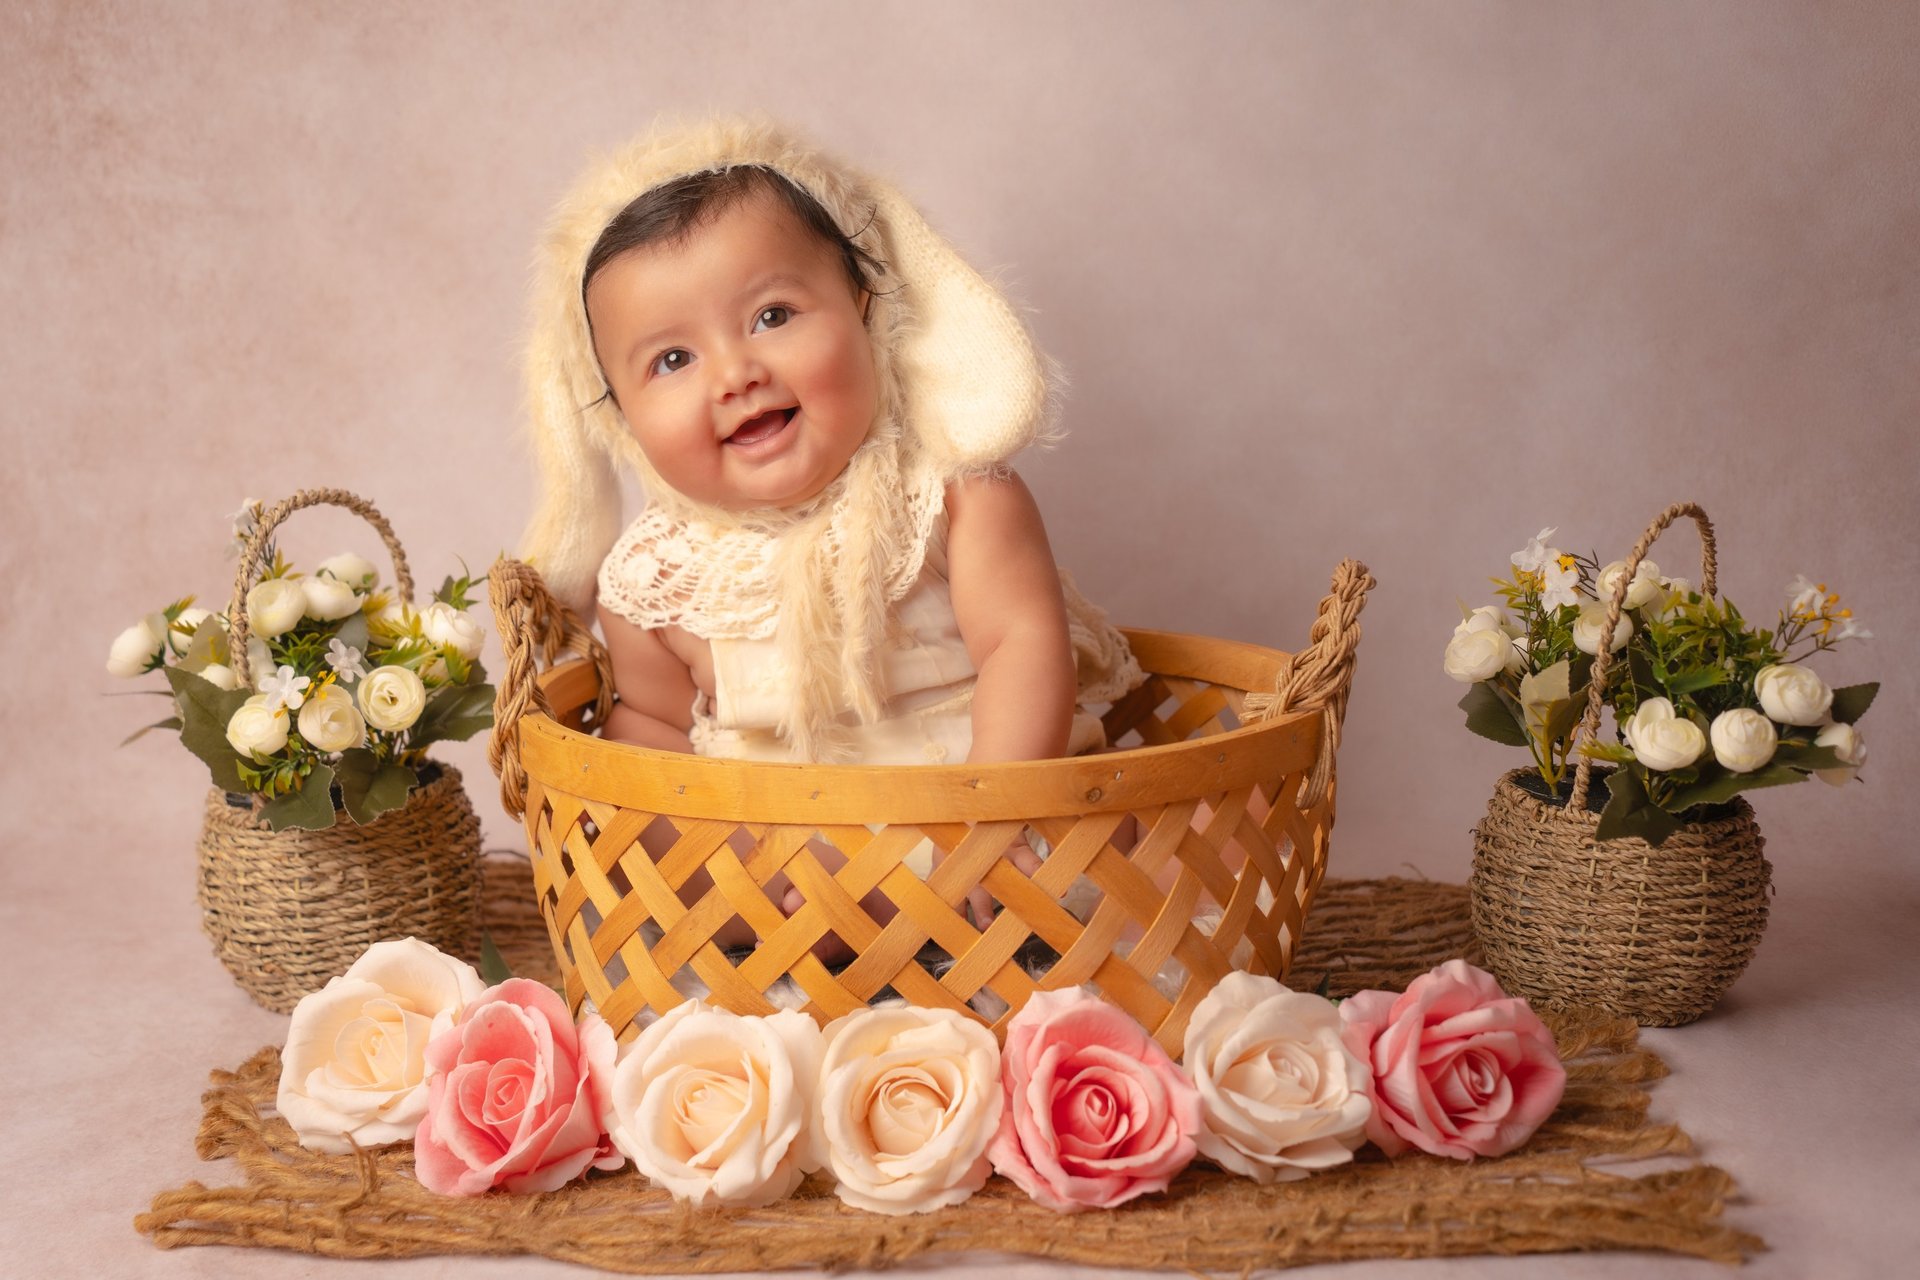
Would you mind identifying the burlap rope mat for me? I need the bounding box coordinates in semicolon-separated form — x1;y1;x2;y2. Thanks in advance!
136;857;1764;1271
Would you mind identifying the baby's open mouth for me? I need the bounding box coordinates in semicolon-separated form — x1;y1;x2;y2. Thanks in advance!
725;406;798;447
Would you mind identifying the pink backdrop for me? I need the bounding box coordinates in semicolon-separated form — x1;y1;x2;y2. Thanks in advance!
4;3;1915;1277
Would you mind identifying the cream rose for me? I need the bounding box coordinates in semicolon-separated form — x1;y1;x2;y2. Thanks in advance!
246;578;308;638
170;607;212;654
197;662;240;691
297;685;367;752
1755;664;1832;727
1623;697;1706;772
1443;629;1509;683
358;665;426;733
1183;973;1371;1183
1571;602;1633;655
1597;559;1663;611
302;575;361;622
603;1001;824;1208
316;551;379;592
420;601;485;660
106;617;166;677
1649;575;1694;620
1708;709;1777;774
225;694;290;758
1452;606;1515;641
818;1004;1002;1214
276;937;487;1154
1814;721;1867;786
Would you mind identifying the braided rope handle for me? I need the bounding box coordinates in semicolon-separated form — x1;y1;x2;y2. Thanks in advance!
226;489;414;687
1245;559;1376;808
1567;502;1719;810
487;558;615;820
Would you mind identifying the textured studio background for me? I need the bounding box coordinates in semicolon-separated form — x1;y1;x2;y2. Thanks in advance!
4;5;1918;1278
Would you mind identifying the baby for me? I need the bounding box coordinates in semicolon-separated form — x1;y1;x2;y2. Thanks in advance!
519;120;1139;946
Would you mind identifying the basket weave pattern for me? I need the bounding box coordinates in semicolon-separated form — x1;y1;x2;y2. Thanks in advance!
489;561;1373;1055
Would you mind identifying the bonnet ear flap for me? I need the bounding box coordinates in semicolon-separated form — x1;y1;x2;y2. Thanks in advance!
518;332;625;619
867;181;1053;470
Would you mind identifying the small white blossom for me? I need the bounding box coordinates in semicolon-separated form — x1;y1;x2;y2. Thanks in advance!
259;664;312;713
1784;573;1823;619
1510;527;1559;576
1539;555;1582;611
326;638;369;681
227;498;262;556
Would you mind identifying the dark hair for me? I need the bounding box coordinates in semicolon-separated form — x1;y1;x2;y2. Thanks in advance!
582;165;885;315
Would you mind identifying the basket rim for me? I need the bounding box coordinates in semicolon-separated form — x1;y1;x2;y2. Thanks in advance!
1487;766;1757;841
518;628;1326;824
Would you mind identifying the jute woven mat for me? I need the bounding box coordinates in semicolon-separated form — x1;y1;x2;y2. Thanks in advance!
136;857;1763;1272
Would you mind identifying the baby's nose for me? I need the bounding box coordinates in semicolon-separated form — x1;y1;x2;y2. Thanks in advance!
715;348;770;401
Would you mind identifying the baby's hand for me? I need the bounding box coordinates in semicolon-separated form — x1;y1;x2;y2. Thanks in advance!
962;834;1042;930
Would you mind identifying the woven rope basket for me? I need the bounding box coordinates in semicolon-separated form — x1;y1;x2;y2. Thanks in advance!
486;558;1374;1055
196;489;484;1013
1469;502;1773;1026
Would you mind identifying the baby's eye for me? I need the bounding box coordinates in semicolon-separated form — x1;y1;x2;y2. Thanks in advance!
649;348;692;377
752;306;791;332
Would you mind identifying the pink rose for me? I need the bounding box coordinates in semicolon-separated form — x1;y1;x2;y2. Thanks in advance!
1339;960;1566;1160
413;978;624;1195
987;989;1201;1211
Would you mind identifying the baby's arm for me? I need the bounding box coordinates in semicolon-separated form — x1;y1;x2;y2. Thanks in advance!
946;471;1077;762
596;602;698;753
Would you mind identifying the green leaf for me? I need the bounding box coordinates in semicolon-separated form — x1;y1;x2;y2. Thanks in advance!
1458;682;1529;747
1829;682;1879;725
479;932;513;986
1596;767;1683;847
409;682;495;749
1770;742;1847;772
333;748;417;825
120;715;183;747
260;763;339;831
1666;667;1730;696
164;666;254;793
1544;682;1595;751
1667;761;1810;811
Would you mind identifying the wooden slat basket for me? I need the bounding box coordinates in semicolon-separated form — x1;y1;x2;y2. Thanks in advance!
485;559;1373;1055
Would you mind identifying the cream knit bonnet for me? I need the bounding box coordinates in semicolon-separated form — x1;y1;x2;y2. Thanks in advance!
520;118;1135;758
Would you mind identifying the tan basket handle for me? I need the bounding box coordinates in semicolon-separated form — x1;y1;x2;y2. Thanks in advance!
226;488;414;687
486;557;615;820
1245;558;1376;808
1568;501;1719;811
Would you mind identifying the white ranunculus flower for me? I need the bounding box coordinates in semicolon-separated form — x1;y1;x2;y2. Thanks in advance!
1597;559;1663;611
1184;973;1371;1183
357;666;426;733
315;552;379;593
1814;721;1867;786
1649;575;1693;620
603;1000;824;1208
246;578;308;638
817;1004;1002;1215
1506;634;1530;675
276;938;487;1154
225;694;290;759
246;636;276;689
1755;664;1832;727
197;662;240;691
1623;697;1707;772
1443;629;1510;683
420;601;485;660
1709;709;1778;774
1572;602;1634;655
1452;605;1516;641
106;617;167;677
298;685;367;752
303;574;361;622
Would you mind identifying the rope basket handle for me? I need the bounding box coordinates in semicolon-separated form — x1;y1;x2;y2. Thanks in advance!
226;488;415;687
1568;502;1719;810
1246;558;1376;808
486;558;615;820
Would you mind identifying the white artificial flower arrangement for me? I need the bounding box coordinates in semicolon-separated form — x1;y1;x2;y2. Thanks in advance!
110;500;495;831
1446;529;1876;846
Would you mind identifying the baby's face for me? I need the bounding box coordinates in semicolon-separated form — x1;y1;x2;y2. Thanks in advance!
587;190;879;512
